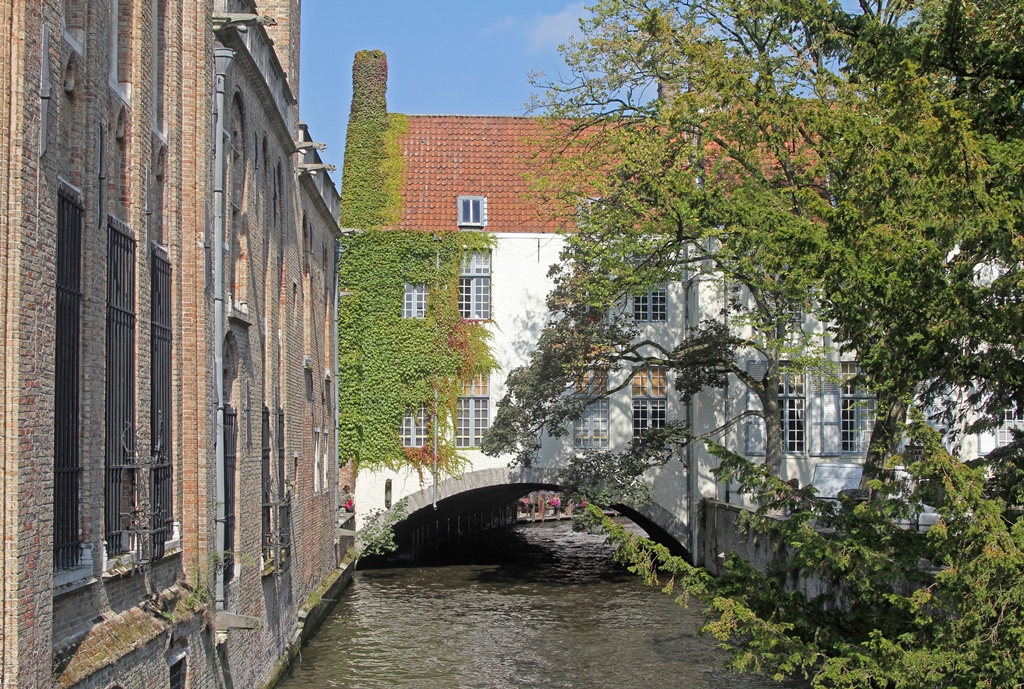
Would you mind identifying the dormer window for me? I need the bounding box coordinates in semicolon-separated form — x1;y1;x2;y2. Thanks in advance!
458;196;487;227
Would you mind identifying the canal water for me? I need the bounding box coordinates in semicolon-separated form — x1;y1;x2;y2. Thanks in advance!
279;521;784;689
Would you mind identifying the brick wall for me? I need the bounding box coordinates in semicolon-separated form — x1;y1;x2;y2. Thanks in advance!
2;0;342;687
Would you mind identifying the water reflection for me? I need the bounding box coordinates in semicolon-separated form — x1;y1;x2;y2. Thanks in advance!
279;521;784;689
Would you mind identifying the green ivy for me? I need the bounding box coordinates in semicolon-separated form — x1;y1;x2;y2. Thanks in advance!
337;49;498;477
339;50;406;230
337;230;497;475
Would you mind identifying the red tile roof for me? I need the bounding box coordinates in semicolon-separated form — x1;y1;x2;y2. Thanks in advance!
394;115;566;234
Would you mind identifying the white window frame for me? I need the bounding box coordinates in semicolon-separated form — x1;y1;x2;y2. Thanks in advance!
403;283;427;319
997;409;1022;447
632;366;668;437
574;369;609;449
840;362;876;454
313;430;322;494
633;287;667;322
401;403;428;448
458;196;487;227
457;375;489;448
779;367;806;453
459;251;491;320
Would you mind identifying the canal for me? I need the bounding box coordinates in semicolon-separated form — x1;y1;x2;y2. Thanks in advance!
279;520;784;689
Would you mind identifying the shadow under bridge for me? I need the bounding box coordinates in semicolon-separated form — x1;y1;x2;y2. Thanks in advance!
381;467;692;564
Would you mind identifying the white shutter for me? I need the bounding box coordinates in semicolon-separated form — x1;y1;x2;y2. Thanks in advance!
745;360;767;456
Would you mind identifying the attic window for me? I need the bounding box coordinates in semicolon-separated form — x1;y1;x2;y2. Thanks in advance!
458;196;487;227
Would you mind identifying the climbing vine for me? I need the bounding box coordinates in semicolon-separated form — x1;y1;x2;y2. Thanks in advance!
337;229;497;475
337;49;497;477
338;50;406;230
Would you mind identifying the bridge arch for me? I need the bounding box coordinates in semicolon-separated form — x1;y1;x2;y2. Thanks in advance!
387;467;692;563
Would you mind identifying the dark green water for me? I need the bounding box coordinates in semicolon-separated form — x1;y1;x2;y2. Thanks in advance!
279;521;783;689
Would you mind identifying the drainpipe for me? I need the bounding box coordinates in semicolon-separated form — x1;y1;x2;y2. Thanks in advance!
213;46;234;612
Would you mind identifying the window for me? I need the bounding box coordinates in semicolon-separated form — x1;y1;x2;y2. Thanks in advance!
574;369;609;449
458;196;487;227
150;248;173;559
54;186;84;571
104;216;136;558
401;403;428;448
840;363;875;453
779;368;805;453
459;252;491;320
313;430;322;494
997;409;1023;447
261;407;272;560
633;288;667;322
457;375;489;447
276;407;291;570
168;657;186;689
632;367;667;437
223;404;237;582
403;283;427;319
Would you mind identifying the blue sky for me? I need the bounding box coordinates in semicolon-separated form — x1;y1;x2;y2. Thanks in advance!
298;1;588;170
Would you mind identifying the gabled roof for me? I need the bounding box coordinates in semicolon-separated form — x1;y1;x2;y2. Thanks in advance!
395;115;564;234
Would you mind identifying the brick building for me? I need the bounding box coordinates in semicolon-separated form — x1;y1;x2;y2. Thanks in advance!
0;1;344;687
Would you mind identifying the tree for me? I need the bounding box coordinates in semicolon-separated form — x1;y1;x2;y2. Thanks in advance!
487;0;847;479
488;0;1024;684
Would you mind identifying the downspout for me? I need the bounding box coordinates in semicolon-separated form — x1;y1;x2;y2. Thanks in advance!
213;46;234;612
433;241;440;510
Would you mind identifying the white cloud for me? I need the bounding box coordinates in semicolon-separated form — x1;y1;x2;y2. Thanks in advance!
526;3;586;54
483;15;518;35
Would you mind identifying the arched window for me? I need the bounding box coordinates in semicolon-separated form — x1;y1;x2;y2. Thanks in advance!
228;96;249;312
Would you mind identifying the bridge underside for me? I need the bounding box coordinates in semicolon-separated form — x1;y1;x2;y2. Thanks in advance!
383;467;692;563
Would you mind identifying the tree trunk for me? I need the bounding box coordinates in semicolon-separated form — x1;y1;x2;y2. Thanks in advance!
762;363;783;476
860;395;907;490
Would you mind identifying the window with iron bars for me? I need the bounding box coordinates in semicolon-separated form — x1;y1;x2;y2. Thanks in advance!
779;367;805;453
261;406;272;561
840;362;876;454
574;369;609;449
54;186;84;571
223;404;237;582
104;215;137;558
459;252;490;320
632;367;667;437
276;407;291;570
149;247;173;560
633;288;667;322
457;375;489;448
402;403;429;448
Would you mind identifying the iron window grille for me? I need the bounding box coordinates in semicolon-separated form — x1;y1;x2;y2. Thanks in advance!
458;195;487;227
459;251;491;320
456;375;489;448
632;367;667;437
104;215;137;558
223;404;237;581
261;406;273;560
779;367;806;453
574;369;610;449
149;247;173;559
633;288;667;322
277;407;291;570
54;186;84;571
401;403;429;448
169;657;186;689
840;362;876;453
403;283;427;318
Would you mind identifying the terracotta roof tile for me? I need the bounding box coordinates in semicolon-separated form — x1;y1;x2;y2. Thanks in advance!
394;115;565;234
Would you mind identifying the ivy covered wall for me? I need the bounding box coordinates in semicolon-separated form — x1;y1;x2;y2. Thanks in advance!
337;51;497;476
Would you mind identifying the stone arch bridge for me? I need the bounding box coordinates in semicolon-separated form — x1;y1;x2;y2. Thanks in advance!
377;466;694;563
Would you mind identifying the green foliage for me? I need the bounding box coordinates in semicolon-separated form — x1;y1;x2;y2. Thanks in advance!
356;498;409;557
594;418;1024;687
338;229;497;475
339;50;407;230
